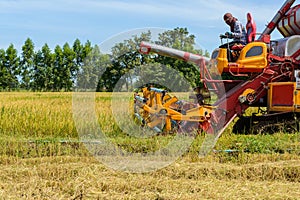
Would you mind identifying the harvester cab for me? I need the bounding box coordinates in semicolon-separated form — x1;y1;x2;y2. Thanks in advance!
212;0;300;80
212;41;268;76
213;12;268;76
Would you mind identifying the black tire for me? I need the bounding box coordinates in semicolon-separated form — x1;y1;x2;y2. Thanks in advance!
232;116;252;134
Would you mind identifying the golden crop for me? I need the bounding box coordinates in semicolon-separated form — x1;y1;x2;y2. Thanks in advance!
0;92;299;199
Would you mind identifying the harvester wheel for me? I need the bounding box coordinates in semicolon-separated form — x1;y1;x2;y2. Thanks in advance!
232;116;252;134
251;120;299;134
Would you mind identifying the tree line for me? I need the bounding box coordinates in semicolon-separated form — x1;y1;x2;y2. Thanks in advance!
0;27;210;92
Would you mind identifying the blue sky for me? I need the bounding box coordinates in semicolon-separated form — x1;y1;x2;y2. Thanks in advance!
0;0;299;53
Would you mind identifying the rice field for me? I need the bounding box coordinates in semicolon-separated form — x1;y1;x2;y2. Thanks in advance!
0;92;300;199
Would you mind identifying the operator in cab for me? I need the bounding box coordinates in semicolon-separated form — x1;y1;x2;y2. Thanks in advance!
220;13;247;48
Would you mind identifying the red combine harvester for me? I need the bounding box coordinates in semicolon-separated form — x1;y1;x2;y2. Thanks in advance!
134;0;300;136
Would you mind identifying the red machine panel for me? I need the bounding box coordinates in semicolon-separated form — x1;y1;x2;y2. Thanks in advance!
268;83;295;112
277;5;300;37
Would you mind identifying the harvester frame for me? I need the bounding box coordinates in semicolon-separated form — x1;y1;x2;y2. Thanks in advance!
134;0;300;136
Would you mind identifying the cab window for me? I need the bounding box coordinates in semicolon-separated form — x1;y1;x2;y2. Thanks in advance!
245;46;263;57
211;50;219;59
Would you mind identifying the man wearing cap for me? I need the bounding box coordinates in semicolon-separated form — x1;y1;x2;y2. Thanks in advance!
220;13;247;48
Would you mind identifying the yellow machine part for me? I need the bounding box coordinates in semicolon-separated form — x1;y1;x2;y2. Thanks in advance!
216;42;268;74
268;82;300;112
238;88;256;103
136;87;215;132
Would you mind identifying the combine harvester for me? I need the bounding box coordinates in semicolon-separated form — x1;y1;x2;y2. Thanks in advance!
134;0;300;136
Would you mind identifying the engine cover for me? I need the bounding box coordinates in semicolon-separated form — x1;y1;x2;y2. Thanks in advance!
272;35;300;60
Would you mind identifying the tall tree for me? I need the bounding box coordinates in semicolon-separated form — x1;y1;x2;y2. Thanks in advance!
41;44;55;91
62;43;75;91
72;39;83;82
156;27;195;52
4;44;20;90
82;40;93;59
0;49;8;90
53;45;64;91
20;38;35;90
73;39;83;65
32;44;54;91
99;31;152;91
32;50;44;91
78;45;111;91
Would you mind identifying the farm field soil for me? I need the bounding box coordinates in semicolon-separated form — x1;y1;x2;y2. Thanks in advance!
0;92;299;199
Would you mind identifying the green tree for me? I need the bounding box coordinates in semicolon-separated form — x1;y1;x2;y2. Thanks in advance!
32;44;54;91
73;39;83;65
32;50;45;91
0;49;8;90
99;31;152;91
4;44;20;90
72;39;84;81
155;27;206;88
73;40;94;89
82;40;93;59
156;27;195;52
53;45;64;91
78;45;110;91
62;43;75;91
134;62;190;92
41;44;55;91
20;38;35;90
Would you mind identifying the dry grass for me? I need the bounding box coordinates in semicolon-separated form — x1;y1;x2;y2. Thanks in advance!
0;92;299;199
0;156;300;199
